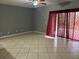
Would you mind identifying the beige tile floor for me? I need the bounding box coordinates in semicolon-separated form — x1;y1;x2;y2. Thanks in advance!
0;33;79;59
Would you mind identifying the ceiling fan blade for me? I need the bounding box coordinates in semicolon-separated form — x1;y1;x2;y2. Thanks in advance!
41;0;45;1
41;3;47;5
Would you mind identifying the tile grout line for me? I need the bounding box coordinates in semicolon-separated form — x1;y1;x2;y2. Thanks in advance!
38;39;39;59
45;42;51;59
26;48;30;59
13;47;22;58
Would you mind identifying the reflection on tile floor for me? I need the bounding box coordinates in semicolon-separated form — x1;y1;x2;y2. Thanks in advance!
0;33;79;59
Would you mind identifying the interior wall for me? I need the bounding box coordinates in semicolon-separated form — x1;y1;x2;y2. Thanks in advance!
34;5;61;33
0;1;79;36
34;1;79;33
0;4;33;36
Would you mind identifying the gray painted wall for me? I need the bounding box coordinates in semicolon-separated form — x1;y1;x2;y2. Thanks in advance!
0;4;33;36
34;1;79;33
0;1;79;36
33;5;61;33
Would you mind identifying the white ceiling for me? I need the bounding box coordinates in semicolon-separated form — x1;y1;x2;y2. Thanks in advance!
0;0;77;8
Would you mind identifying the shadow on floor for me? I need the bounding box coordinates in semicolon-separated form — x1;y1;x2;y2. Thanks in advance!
0;46;15;59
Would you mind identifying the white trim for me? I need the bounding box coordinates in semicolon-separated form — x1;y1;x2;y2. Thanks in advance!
0;31;33;39
0;31;46;39
33;31;46;35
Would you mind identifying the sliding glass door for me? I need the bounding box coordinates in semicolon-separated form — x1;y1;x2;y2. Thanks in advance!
47;10;79;41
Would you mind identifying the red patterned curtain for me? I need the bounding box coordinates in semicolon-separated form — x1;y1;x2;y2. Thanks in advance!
47;11;79;41
69;12;79;41
73;12;79;41
68;12;75;40
46;12;56;37
57;13;65;38
57;12;77;40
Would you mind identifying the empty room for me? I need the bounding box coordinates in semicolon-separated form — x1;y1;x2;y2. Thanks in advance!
0;0;79;59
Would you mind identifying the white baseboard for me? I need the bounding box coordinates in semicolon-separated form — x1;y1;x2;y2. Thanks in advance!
0;31;46;39
33;31;46;35
0;31;33;39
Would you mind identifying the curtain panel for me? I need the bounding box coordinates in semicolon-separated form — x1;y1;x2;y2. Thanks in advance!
47;10;79;41
46;12;56;37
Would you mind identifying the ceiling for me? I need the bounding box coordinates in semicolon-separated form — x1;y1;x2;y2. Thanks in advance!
0;0;77;8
